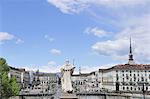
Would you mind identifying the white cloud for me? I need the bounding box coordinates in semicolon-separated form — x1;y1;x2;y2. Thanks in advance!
47;0;150;14
23;65;60;73
47;0;89;14
15;38;24;44
22;61;59;73
85;27;109;37
92;14;150;63
92;39;129;56
74;65;99;74
48;60;56;66
99;63;116;69
74;64;116;74
47;0;150;64
0;32;24;44
44;35;54;42
50;48;62;55
0;32;15;41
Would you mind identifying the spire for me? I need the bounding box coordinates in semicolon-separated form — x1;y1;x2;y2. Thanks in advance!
128;37;134;64
129;37;132;54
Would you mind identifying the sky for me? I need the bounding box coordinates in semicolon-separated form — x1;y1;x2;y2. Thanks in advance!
0;0;150;73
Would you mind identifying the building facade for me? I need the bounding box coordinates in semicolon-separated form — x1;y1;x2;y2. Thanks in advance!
72;38;150;94
30;71;58;94
72;71;101;93
8;67;30;89
99;64;150;93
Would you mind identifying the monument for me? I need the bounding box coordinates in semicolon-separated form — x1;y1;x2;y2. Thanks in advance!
60;60;78;99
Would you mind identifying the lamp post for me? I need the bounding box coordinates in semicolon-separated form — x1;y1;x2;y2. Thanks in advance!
142;84;145;99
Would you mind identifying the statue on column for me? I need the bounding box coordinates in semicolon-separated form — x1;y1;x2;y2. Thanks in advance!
61;60;75;93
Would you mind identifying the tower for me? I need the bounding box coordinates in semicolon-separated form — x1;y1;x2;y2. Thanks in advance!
128;37;135;64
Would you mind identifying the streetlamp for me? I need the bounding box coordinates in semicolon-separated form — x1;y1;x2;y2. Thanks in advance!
142;84;145;99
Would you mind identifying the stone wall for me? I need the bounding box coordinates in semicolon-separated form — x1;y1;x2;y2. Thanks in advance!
9;94;149;99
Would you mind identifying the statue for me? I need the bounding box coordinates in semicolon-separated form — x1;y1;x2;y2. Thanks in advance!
61;60;75;93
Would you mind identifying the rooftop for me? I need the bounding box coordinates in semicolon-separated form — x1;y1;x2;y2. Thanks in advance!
99;64;150;72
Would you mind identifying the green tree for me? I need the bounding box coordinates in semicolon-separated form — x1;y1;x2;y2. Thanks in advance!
1;72;11;97
0;58;9;73
0;58;20;98
10;77;20;96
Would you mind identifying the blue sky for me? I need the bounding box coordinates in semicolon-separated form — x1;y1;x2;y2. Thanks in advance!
0;0;150;73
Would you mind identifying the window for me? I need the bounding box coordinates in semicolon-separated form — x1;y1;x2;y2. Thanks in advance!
123;87;125;90
122;82;125;85
116;74;119;81
145;79;147;82
138;87;140;90
146;87;148;90
126;74;129;80
134;88;136;91
127;87;129;90
141;77;144;81
134;77;136;81
131;87;132;90
130;78;132;82
130;73;132;76
130;70;132;73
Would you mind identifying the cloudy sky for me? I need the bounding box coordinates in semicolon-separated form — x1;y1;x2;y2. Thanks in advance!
0;0;150;73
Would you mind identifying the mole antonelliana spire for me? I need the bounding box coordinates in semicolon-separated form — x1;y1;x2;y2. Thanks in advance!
128;37;135;64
